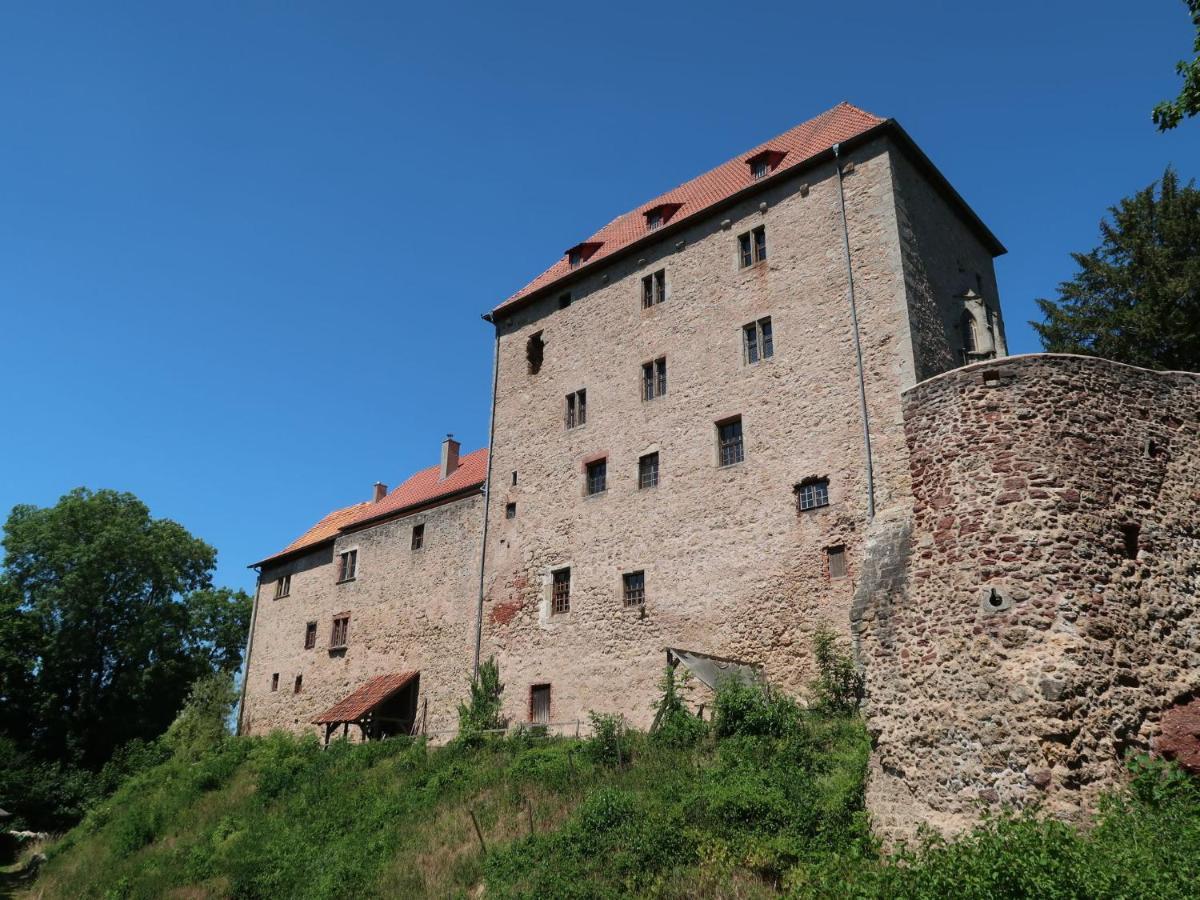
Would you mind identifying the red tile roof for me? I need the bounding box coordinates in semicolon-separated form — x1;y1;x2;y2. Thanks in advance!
252;448;488;567
344;447;488;530
495;102;886;312
312;671;419;724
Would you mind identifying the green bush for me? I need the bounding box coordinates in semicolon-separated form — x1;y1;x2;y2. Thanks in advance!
456;656;507;745
809;627;864;714
713;680;801;738
585;712;628;768
649;665;708;749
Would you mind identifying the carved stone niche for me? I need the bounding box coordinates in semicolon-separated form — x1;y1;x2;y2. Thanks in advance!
957;289;999;365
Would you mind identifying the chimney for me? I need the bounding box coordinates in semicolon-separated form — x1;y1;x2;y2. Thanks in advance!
440;434;460;480
373;482;388;503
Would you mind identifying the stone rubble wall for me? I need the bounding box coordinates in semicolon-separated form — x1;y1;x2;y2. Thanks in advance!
857;353;1200;838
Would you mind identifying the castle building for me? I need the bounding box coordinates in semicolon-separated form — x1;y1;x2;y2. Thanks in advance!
239;102;1200;834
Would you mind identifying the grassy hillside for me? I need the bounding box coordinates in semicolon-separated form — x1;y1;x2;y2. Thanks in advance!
21;685;1200;899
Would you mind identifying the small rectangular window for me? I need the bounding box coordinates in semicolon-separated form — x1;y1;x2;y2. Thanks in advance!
527;331;545;375
641;357;667;400
530;684;551;724
506;501;517;519
743;317;774;364
293;674;303;694
623;571;645;607
270;673;279;692
586;458;607;496
827;545;847;579
751;158;770;180
566;389;587;429
641;269;666;308
512;471;518;486
411;524;424;551
718;417;744;467
337;549;357;582
647;209;663;230
738;226;766;268
274;574;291;599
304;621;317;649
558;292;572;310
551;568;571;614
568;250;582;270
638;452;659;489
796;478;830;512
330;614;350;649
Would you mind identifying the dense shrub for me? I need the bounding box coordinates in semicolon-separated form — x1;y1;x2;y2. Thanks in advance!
649;665;708;749
713;680;802;738
456;656;507;745
809;627;864;714
585;712;628;768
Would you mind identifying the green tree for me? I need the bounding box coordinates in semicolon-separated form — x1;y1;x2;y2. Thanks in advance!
1032;167;1200;370
1153;1;1200;131
0;488;251;769
456;656;506;743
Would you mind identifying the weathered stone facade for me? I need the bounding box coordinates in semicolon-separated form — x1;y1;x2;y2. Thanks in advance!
240;482;483;740
856;354;1200;836
478;132;1002;730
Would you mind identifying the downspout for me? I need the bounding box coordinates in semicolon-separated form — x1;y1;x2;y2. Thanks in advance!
473;316;501;678
235;569;262;736
833;142;877;521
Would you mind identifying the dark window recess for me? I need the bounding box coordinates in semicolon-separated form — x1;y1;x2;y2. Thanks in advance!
718;418;744;467
527;331;545;374
751;158;770;179
531;684;551;724
647;208;663;230
337;549;357;582
304;621;317;649
558;292;572;310
330;615;350;649
411;524;424;550
638;452;660;489
641;269;666;308
293;674;303;694
1121;523;1140;560
270;673;279;692
274;574;291;599
739;226;767;268
796;478;830;512
586;459;607;495
827;546;847;579
566;389;587;428
552;569;571;614
623;571;645;607
505;502;517;519
568;249;583;269
743;317;774;364
512;471;518;486
642;357;667;400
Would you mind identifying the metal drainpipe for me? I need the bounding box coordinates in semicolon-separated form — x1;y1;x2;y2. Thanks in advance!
235;569;262;736
473;319;501;678
833;142;877;521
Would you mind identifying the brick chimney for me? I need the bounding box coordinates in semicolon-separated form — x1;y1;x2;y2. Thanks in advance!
373;482;388;503
440;434;460;480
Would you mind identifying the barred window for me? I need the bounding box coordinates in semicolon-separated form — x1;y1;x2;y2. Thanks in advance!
827;545;847;579
743;317;774;364
638;452;659;489
337;549;357;582
739;226;766;268
641;269;666;308
411;523;424;550
274;574;291;599
566;389;587;429
796;478;830;512
718;417;744;467
623;571;645;607
642;357;667;400
586;458;607;496
551;569;571;614
330;614;350;649
304;621;317;649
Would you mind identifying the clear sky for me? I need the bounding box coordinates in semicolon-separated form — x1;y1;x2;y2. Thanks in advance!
2;1;1198;594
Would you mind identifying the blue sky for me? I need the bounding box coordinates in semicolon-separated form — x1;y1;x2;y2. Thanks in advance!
2;1;1198;594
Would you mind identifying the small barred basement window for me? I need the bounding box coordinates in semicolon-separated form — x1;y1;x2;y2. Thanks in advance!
623;571;645;607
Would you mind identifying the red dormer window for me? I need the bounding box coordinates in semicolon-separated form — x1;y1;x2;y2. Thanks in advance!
565;241;603;270
643;203;683;232
746;149;787;180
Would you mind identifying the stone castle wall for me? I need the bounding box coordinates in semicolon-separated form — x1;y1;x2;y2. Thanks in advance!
856;353;1200;836
241;492;482;739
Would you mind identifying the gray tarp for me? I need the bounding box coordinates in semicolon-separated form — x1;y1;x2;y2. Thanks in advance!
665;647;762;690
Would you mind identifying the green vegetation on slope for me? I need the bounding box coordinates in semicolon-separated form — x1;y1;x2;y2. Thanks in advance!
24;679;1200;899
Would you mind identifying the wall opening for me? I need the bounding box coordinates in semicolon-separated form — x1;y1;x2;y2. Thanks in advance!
527;331;544;374
1120;522;1140;560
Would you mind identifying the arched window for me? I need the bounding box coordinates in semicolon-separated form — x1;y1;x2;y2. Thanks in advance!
960;310;978;354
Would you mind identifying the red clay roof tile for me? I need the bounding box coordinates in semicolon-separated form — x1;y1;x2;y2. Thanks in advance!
495;102;885;313
253;501;371;567
312;671;419;724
